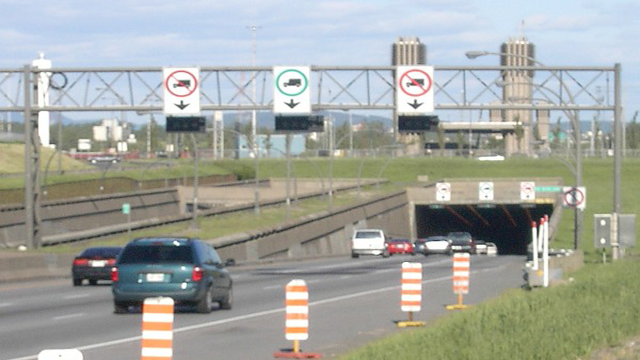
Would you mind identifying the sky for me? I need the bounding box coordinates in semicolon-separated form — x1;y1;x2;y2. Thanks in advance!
0;0;638;124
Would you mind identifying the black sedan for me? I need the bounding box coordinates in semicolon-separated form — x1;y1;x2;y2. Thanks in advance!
72;247;123;286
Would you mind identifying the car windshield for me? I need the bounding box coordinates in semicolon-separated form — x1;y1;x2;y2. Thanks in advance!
449;233;471;244
118;245;194;264
390;239;409;243
355;231;382;239
426;237;448;242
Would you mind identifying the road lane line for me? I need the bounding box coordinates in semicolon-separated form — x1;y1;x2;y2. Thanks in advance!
0;302;12;308
53;313;85;321
263;285;281;290
8;262;507;360
63;294;90;300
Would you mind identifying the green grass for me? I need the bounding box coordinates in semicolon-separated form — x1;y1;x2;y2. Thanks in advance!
3;155;639;261
340;258;640;360
40;183;400;253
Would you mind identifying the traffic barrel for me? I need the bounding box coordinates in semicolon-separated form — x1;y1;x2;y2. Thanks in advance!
274;279;322;359
446;253;470;310
141;297;174;360
397;262;425;327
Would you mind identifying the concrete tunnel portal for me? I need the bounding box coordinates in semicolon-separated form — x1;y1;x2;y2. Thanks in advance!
414;203;554;255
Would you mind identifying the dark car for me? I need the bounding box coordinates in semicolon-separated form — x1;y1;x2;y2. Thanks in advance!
111;237;233;314
447;232;476;254
72;247;123;286
386;238;415;255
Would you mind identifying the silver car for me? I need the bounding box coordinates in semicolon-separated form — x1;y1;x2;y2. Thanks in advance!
415;236;451;255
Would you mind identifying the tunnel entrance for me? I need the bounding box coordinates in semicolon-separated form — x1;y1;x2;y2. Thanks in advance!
415;203;554;255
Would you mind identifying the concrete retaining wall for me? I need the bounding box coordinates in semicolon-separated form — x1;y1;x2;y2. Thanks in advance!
212;191;410;262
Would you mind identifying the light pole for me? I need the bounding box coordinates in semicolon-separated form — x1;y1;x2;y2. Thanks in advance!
467;50;583;250
247;25;261;215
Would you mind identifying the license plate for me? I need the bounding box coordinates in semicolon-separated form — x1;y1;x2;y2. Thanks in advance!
90;260;107;267
146;273;165;282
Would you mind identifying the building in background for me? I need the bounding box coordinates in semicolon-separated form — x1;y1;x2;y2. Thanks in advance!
236;134;306;159
392;37;427;155
498;37;535;156
92;118;132;152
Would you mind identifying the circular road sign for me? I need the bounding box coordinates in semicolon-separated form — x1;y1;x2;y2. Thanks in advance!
399;69;433;97
165;70;198;98
275;69;309;97
563;187;585;207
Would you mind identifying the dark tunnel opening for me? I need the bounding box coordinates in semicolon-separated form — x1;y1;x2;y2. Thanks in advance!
415;203;554;255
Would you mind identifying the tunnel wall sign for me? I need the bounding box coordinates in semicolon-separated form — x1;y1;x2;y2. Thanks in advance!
478;182;494;201
520;181;536;201
436;182;451;201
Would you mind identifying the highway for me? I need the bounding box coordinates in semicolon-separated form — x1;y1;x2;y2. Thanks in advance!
1;254;525;360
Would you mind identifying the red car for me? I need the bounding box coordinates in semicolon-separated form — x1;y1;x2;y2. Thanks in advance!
386;239;415;255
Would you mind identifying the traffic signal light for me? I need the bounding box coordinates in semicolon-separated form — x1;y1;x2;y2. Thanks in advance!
275;115;324;132
398;115;439;132
166;116;206;133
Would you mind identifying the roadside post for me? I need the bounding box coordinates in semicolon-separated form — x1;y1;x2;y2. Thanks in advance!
397;262;425;327
531;221;538;270
446;253;470;310
122;202;131;235
543;215;550;288
274;279;322;359
141;297;174;360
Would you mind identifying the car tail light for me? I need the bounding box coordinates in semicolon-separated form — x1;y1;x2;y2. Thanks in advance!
192;267;203;281
106;259;116;266
73;259;88;266
110;267;119;282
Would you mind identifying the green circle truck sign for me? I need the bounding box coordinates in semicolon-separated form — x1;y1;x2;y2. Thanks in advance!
273;66;311;114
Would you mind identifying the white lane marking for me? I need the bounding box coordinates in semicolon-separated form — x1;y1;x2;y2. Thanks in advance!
0;302;12;308
307;279;322;284
339;275;352;280
263;285;281;290
8;262;508;360
53;313;85;321
64;294;90;300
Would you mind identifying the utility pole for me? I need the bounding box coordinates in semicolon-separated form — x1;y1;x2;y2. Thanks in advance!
247;24;261;215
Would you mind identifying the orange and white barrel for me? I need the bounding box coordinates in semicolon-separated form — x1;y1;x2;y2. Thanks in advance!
285;279;309;341
141;297;174;360
453;253;470;295
401;262;422;312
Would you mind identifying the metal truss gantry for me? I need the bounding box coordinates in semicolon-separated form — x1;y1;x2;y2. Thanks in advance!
0;64;621;249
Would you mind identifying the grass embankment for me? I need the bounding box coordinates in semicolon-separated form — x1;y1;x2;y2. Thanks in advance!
341;258;640;360
43;183;400;254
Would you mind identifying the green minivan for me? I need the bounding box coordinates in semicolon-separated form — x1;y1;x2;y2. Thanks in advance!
111;237;233;314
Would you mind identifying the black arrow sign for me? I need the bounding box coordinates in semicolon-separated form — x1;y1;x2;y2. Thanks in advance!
285;99;300;109
175;100;190;110
408;99;423;109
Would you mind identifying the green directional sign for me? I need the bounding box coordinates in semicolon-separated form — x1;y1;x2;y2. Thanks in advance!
535;186;562;193
122;203;131;214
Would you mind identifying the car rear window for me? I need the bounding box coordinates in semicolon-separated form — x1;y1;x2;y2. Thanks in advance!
118;245;194;264
80;247;122;258
355;231;383;239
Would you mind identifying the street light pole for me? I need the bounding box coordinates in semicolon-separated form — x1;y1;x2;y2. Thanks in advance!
247;25;261;215
467;50;582;250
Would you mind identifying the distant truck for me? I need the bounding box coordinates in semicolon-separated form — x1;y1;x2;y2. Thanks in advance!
351;229;389;258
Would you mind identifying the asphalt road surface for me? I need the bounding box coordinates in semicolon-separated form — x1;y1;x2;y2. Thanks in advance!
1;254;525;360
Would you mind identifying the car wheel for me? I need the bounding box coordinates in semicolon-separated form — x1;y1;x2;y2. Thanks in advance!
73;278;82;286
89;279;98;286
219;286;233;310
196;286;213;314
114;301;128;314
382;250;390;258
351;253;359;259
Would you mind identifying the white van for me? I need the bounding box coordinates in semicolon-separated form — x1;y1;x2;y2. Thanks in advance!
351;229;389;258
